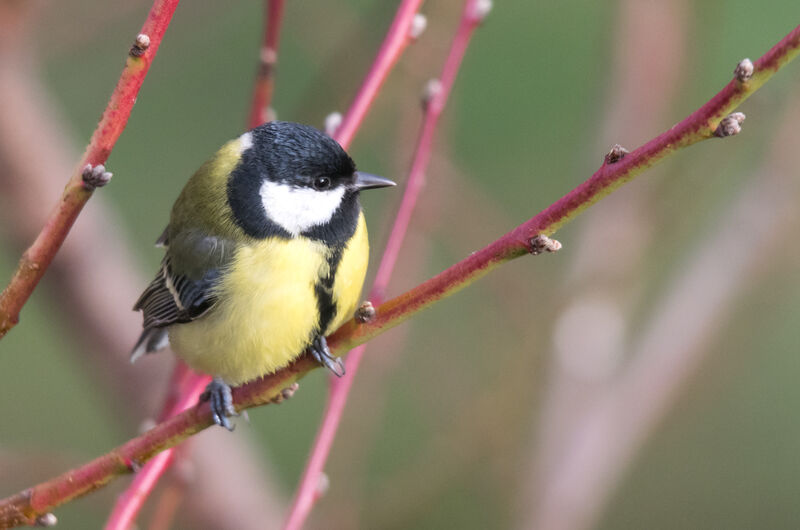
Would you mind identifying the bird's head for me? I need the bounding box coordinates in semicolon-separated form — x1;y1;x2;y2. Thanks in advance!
227;121;394;240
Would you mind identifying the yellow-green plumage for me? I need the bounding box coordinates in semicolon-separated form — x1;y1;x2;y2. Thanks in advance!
169;213;368;385
133;121;393;425
175;138;242;234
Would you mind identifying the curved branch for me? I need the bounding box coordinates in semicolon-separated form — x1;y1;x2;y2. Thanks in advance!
0;0;180;339
330;23;800;353
0;21;798;530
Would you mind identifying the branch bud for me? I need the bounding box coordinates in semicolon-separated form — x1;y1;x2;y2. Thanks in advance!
260;47;278;68
130;33;150;57
138;418;157;434
34;514;57;527
714;112;746;137
409;14;427;39
127;458;143;473
604;144;630;164
316;472;330;498
470;0;493;22
325;112;342;137
734;58;754;82
355;301;377;323
81;164;112;190
270;382;300;404
529;235;562;255
421;78;443;109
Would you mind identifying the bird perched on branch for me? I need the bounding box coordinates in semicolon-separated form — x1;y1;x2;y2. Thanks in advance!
131;121;395;429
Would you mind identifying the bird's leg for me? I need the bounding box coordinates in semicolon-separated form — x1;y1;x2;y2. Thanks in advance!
200;376;238;431
309;336;345;377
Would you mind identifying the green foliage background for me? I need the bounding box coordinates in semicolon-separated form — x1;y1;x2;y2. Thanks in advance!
2;0;800;528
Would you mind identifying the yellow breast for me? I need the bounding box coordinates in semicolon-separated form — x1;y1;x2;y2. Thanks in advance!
169;213;369;385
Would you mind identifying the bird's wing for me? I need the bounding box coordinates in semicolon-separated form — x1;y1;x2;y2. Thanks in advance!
131;229;233;361
134;255;221;328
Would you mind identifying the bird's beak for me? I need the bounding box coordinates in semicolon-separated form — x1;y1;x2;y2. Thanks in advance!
353;171;396;190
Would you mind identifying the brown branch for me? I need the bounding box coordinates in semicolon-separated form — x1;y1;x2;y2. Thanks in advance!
0;0;180;339
1;20;799;529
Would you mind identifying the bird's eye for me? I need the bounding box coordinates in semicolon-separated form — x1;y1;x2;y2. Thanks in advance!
313;176;332;190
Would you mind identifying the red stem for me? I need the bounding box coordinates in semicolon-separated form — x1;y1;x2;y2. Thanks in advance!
333;0;425;151
327;22;800;356
104;1;288;526
105;452;175;530
248;0;286;128
283;3;487;528
104;364;209;530
372;0;481;298
1;20;798;530
0;0;180;340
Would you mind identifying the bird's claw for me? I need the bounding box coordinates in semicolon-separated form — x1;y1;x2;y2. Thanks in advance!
310;336;345;377
201;377;238;431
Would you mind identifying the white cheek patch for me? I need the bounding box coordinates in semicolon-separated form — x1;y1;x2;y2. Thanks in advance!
259;180;346;236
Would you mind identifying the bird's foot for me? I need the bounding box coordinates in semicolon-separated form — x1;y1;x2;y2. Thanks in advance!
310;336;345;377
200;376;238;431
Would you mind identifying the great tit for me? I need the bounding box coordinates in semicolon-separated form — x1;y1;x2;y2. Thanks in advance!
131;121;395;429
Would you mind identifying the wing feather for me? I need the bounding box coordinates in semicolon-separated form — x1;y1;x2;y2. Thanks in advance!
131;234;226;360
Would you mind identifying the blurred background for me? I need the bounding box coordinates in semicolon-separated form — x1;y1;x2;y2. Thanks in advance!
2;0;800;528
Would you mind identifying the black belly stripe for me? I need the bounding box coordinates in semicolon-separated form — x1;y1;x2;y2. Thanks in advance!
314;245;344;336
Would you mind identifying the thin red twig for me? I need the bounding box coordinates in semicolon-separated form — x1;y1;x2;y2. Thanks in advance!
1;21;798;530
371;0;486;299
0;0;180;340
248;0;286;128
105;452;175;530
333;0;425;151
328;22;800;355
281;5;426;527
145;455;189;530
104;364;208;530
282;2;489;528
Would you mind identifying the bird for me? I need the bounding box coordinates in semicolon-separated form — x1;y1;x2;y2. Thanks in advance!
130;121;395;429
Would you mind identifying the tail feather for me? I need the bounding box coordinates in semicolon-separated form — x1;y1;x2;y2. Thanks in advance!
130;327;170;363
